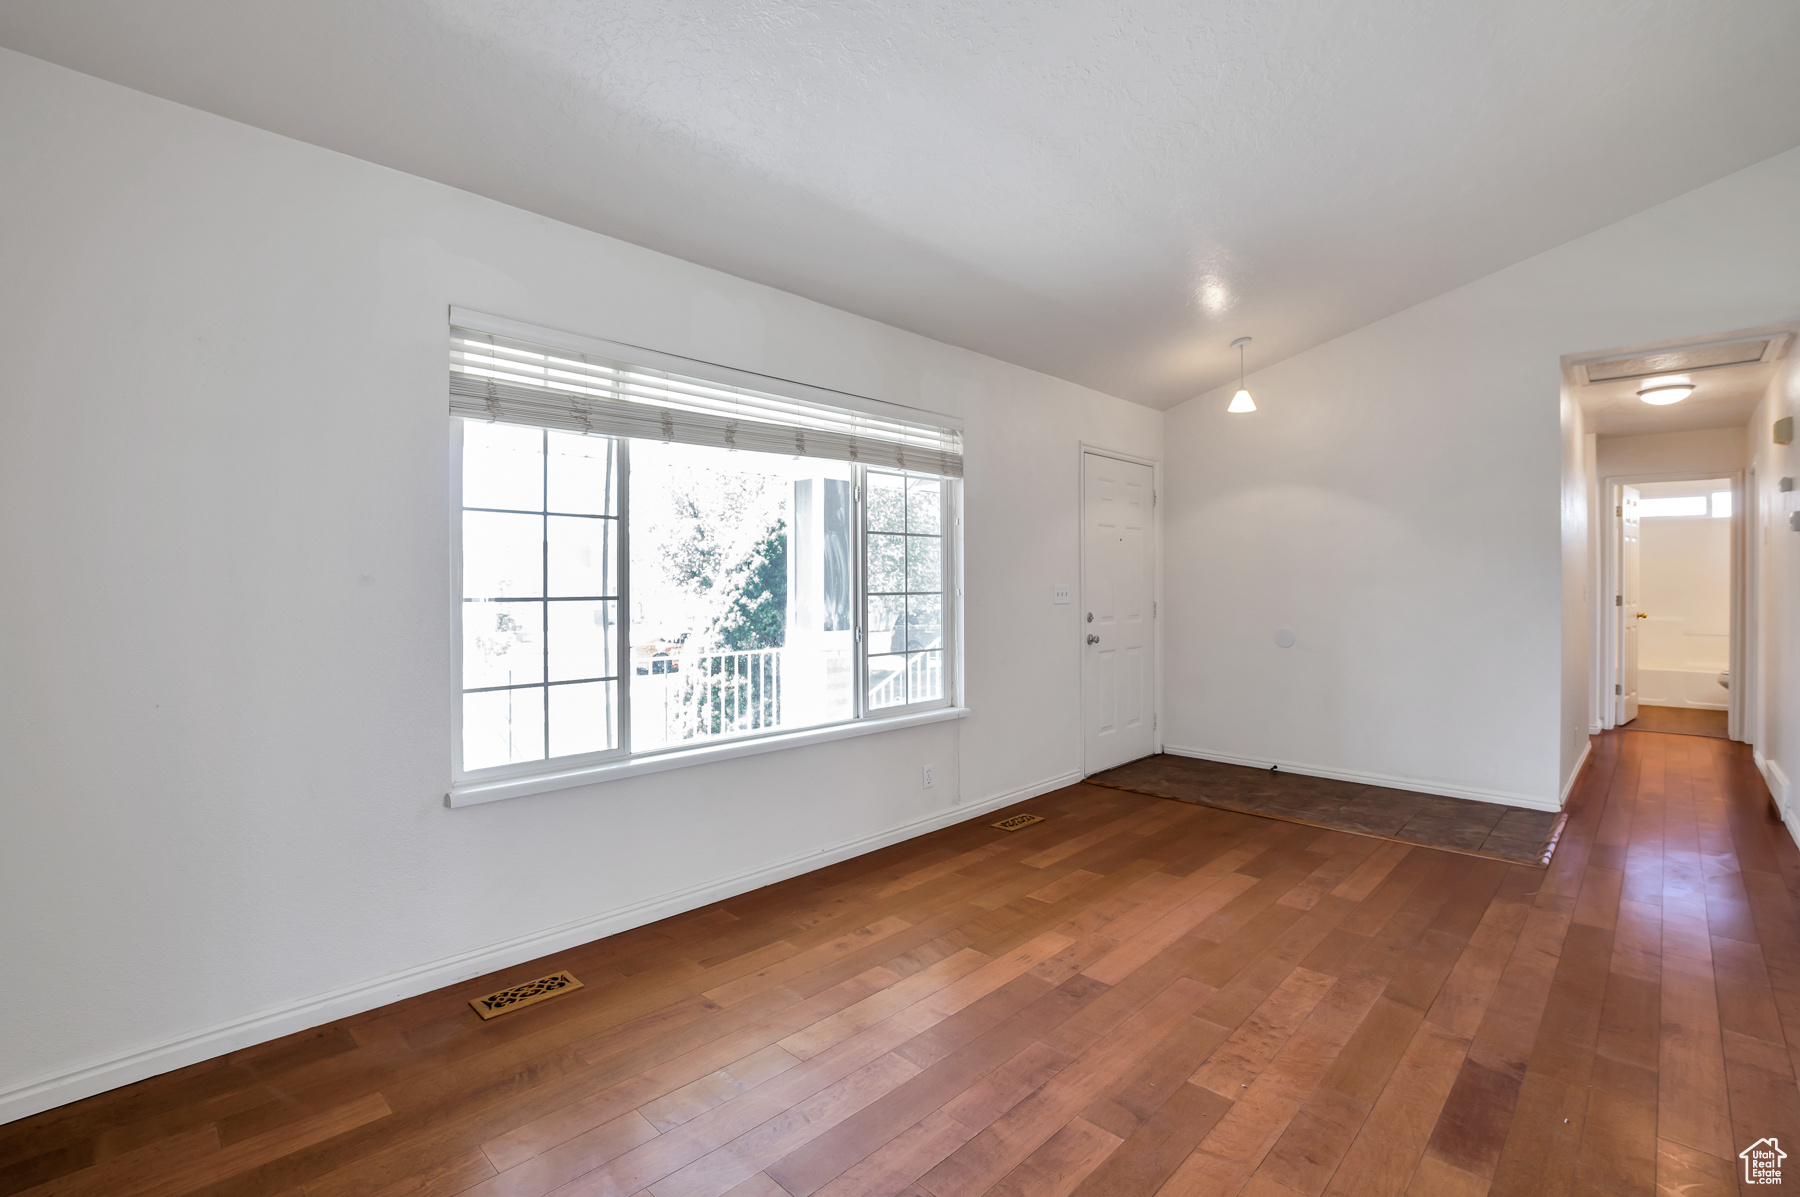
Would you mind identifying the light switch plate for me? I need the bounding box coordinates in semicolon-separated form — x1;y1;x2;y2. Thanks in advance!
1053;583;1071;604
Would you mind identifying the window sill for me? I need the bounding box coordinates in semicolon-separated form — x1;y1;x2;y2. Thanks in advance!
446;706;971;808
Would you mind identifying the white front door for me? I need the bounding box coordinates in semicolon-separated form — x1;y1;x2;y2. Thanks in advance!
1083;452;1156;773
1620;485;1641;724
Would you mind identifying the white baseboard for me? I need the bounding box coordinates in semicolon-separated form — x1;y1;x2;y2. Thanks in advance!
1755;751;1799;851
0;768;1082;1127
1160;745;1562;813
1560;741;1592;808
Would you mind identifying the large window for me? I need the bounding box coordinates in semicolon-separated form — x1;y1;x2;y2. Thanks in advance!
448;315;962;789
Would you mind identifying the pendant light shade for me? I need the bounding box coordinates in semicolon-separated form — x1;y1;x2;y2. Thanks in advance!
1228;337;1255;413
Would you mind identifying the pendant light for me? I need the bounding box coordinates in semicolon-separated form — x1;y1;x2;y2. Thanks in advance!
1228;336;1256;413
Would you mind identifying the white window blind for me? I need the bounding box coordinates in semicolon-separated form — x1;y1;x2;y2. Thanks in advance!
448;318;963;478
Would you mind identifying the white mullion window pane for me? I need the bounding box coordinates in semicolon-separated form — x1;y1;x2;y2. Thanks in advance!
461;421;621;773
906;594;942;651
867;533;906;593
463;601;545;688
550;680;619;758
463;512;544;598
914;649;944;704
868;595;906;654
863;470;949;711
906;476;941;533
547;599;618;681
547;432;620;516
906;534;941;592
867;472;906;532
868;653;909;710
463;422;544;510
547;515;618;597
463;686;546;769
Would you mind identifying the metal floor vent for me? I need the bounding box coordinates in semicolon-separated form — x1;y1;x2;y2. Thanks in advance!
470;971;583;1020
992;812;1045;832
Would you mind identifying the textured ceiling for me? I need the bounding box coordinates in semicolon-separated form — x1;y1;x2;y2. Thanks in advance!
5;1;1800;408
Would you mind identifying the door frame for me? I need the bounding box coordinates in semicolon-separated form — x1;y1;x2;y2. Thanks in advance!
1078;443;1163;776
1596;469;1746;737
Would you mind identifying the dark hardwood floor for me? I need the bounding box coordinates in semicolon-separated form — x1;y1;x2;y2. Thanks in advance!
4;728;1799;1196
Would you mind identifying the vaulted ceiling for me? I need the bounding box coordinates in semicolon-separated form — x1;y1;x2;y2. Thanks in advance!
5;1;1800;408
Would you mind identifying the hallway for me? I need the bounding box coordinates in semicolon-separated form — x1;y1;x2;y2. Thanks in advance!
2;730;1797;1195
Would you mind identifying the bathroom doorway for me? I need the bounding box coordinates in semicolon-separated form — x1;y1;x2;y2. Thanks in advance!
1606;476;1736;738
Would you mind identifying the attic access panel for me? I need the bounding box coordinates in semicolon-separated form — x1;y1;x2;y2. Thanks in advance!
1580;339;1772;384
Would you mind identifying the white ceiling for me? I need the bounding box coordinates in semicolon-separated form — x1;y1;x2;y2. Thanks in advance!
5;2;1800;409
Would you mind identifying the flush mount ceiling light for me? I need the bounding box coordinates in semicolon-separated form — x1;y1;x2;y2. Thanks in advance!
1637;379;1695;405
1228;337;1256;413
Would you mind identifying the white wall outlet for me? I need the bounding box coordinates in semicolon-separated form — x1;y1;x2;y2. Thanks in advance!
922;764;935;789
1053;583;1071;604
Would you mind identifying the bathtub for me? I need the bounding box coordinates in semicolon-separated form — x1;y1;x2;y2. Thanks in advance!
1639;667;1729;710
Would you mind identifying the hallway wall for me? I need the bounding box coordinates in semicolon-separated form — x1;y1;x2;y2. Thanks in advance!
1162;145;1800;810
1749;361;1800;837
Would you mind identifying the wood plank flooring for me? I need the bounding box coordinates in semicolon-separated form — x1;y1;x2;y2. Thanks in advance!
4;728;1799;1196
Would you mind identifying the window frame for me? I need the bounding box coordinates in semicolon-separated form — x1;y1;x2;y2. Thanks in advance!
448;422;964;802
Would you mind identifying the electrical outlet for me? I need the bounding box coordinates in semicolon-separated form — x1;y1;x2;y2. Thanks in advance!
1053;583;1070;604
922;764;935;789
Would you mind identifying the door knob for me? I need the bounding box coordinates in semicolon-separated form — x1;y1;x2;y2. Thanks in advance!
1087;634;1100;645
1636;612;1648;619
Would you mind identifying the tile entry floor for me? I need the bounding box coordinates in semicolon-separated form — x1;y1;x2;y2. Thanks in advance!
1619;705;1729;739
1087;754;1565;867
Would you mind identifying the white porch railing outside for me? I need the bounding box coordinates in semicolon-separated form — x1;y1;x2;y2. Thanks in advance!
869;652;942;710
634;643;940;747
634;646;782;746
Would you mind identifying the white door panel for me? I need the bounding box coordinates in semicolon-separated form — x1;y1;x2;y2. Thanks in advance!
1094;649;1117;735
1122;646;1144;728
1084;453;1156;773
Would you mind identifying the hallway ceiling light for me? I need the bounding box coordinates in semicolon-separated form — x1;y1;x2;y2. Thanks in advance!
1637;383;1695;405
1228;337;1256;413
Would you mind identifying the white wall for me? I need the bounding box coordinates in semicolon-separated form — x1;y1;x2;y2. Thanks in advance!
1596;427;1747;479
1748;362;1800;836
1162;144;1800;810
0;49;1161;1122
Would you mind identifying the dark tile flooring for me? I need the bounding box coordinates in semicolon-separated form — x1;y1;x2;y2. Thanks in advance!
1086;753;1565;866
1619;703;1729;738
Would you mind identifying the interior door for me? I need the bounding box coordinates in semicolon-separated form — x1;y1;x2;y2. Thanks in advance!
1620;485;1641;724
1083;452;1156;773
